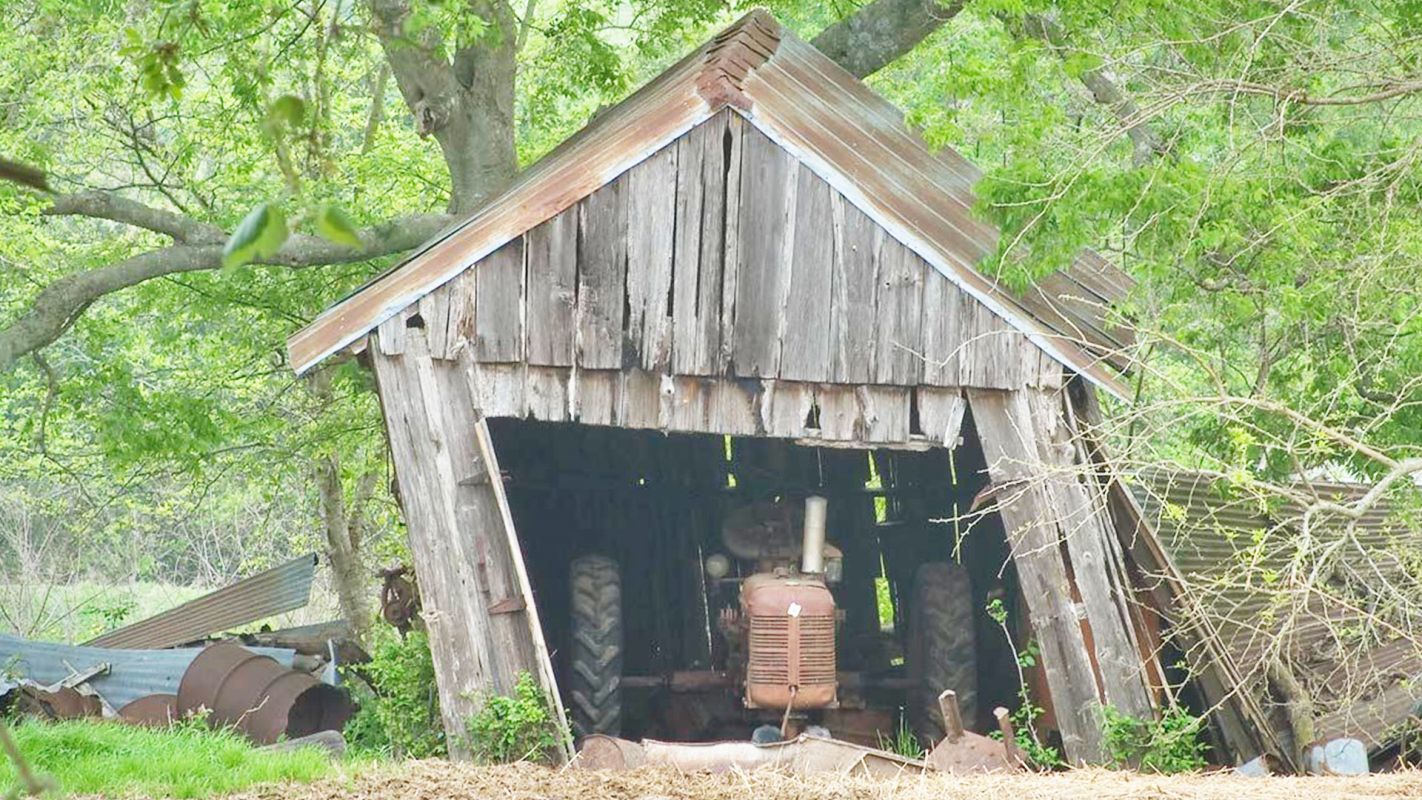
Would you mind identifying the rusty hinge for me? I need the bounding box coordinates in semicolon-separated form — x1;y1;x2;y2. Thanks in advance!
488;596;526;615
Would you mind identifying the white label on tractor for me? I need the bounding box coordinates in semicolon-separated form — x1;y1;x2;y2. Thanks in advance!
787;602;802;617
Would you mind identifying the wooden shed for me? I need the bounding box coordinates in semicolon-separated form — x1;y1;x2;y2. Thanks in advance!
288;10;1281;766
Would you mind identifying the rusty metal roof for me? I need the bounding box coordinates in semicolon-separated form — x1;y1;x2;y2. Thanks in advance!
84;554;318;650
1132;470;1422;748
286;9;1134;396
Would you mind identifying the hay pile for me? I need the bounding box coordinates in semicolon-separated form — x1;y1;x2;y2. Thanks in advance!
229;760;1422;800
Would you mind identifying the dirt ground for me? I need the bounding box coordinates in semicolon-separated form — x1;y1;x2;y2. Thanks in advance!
223;760;1422;800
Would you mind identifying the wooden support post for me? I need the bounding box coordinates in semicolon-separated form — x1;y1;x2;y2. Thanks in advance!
371;341;569;761
967;387;1146;764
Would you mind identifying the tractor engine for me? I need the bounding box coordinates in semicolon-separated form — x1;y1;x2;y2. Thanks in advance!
729;496;838;711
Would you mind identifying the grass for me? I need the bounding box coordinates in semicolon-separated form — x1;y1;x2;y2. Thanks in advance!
0;719;336;798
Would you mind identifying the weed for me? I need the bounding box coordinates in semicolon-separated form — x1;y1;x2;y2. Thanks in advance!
984;597;1063;769
343;628;445;759
878;718;925;760
1102;704;1208;774
465;672;565;764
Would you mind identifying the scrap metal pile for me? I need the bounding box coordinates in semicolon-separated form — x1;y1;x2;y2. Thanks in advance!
0;554;356;746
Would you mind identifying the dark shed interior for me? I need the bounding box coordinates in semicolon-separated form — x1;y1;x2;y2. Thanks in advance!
488;414;1031;746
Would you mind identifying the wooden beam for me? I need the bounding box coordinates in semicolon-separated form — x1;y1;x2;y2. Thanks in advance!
966;387;1106;764
371;340;568;761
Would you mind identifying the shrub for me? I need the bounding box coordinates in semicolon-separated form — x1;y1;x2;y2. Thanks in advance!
1102;704;1209;773
343;629;445;759
465;672;565;764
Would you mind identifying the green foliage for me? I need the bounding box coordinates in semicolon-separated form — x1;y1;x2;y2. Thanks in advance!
877;718;925;760
464;672;564;765
1101;705;1209;774
222;203;290;270
0;719;331;798
993;701;1064;770
315;205;364;249
344;630;445;760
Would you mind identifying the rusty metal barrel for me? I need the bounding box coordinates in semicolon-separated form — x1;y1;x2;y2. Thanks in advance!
177;641;353;744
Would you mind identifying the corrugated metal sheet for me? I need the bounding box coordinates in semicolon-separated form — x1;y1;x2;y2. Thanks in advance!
0;634;296;709
1132;469;1422;748
285;9;1135;397
85;554;318;649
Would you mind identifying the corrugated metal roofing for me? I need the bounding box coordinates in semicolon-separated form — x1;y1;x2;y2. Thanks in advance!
84;554;317;650
286;9;1135;396
1132;469;1422;748
0;634;296;709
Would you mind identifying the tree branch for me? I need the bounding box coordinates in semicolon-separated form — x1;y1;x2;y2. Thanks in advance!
44;191;227;243
812;0;964;79
1020;12;1165;167
0;213;453;371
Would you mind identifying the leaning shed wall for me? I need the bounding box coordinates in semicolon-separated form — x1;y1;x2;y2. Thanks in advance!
373;109;1066;445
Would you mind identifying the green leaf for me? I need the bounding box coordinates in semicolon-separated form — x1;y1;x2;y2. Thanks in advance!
268;94;306;127
314;204;362;248
1061;51;1104;79
222;203;289;270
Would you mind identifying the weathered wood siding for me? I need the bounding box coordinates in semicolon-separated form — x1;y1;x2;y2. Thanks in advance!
375;109;1063;445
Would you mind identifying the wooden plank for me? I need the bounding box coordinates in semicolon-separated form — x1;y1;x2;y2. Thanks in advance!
525;367;570;422
815;385;860;442
526;213;578;366
577;175;628;369
917;387;966;447
855;385;910;443
419;290;453;360
762;381;815;439
1037;388;1153;720
370;350;565;760
575;369;618;426
717;113;745;374
376;311;406;356
671;113;728;375
780;164;835;382
873;233;925;384
442;270;478;359
920;268;962;386
474;238;526;363
829;195;878;383
625;145;678;372
472;363;527;419
730;124;797;378
966;387;1107;765
618;369;663;429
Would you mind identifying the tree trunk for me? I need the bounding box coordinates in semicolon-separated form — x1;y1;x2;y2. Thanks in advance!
315;451;376;644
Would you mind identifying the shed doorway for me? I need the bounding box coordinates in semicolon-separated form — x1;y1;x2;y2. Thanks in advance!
486;414;1032;749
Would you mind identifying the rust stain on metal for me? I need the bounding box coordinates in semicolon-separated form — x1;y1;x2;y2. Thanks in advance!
177;642;354;745
285;10;1135;399
86;554;318;650
118;694;180;727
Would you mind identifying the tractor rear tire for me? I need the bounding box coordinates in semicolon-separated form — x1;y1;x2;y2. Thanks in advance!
569;555;623;740
907;561;978;747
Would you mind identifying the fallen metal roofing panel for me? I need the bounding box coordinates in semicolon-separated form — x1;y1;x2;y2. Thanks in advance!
285;9;1136;397
84;553;318;650
0;633;296;709
1133;469;1422;748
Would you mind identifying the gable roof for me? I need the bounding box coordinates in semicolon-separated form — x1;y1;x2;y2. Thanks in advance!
287;9;1135;397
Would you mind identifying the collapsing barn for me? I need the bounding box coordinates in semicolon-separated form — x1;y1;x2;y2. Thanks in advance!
287;10;1281;767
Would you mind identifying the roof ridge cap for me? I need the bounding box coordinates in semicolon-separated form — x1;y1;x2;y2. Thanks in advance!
696;8;782;109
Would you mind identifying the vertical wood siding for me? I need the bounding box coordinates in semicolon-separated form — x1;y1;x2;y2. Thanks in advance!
388;110;1063;443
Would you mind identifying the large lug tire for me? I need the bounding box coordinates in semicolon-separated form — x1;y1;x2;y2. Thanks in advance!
907;561;978;747
569;554;624;740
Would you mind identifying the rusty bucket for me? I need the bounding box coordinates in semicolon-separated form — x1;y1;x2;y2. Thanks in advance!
177;642;353;745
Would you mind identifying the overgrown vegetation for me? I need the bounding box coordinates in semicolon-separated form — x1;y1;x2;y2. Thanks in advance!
344;629;445;759
985;597;1064;769
878;718;925;760
464;672;565;765
0;719;331;798
1102;705;1209;774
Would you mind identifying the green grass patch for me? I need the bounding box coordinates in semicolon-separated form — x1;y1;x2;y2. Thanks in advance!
0;719;335;798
